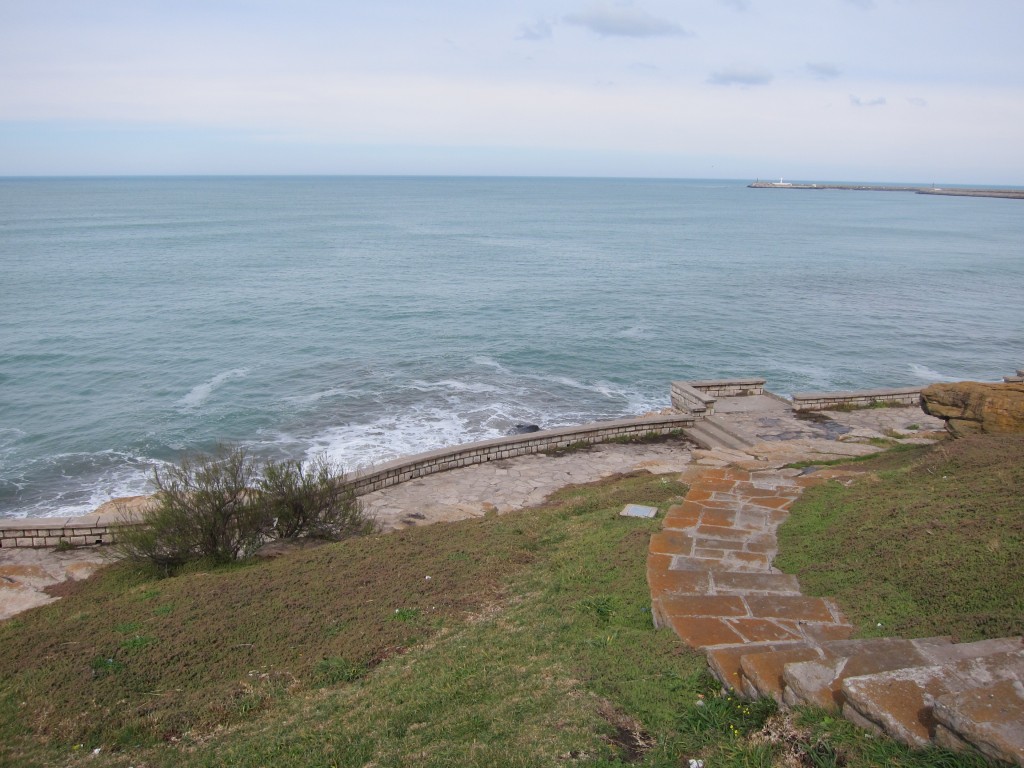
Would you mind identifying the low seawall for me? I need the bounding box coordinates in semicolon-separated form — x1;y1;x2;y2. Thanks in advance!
791;386;922;412
0;412;696;548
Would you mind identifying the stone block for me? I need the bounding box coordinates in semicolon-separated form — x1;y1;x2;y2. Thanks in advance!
745;595;837;623
712;571;801;595
667;615;746;648
932;678;1024;767
657;594;747;618
841;650;1024;747
708;641;808;696
740;644;822;703
647;568;711;598
649;531;694;556
728;618;803;644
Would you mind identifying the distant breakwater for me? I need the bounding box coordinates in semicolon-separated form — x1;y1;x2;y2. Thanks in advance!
748;181;1024;200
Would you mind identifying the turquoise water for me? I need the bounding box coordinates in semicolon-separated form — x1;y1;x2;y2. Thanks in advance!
1;176;1022;518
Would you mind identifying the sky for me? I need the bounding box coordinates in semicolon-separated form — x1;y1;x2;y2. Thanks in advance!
1;0;1022;182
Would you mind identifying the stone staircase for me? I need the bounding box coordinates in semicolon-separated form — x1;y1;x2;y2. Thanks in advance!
648;466;1024;766
682;415;756;453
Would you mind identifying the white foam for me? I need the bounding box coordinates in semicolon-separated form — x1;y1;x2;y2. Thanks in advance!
409;379;501;395
178;368;249;408
907;364;967;383
286;387;355;405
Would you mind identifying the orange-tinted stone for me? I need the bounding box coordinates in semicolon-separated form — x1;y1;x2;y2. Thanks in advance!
745;595;837;623
658;594;747;618
800;622;855;643
728;552;771;568
648;568;711;597
700;508;738;527
667;616;746;648
706;641;805;695
727;618;803;643
740;644;822;703
694;524;749;541
663;515;699;531
713;571;800;595
649;531;694;556
646;553;673;575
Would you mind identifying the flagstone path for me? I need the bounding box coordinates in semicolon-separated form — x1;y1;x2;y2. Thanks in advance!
649;464;1024;765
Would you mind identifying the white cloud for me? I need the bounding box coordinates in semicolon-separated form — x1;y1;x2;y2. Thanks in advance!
718;0;751;10
563;3;689;38
707;68;773;86
906;96;927;107
850;95;886;107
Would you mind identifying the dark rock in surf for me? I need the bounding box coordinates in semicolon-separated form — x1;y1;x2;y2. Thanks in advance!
508;424;541;435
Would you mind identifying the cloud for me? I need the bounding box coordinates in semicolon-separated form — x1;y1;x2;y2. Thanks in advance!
805;62;840;80
707;67;773;86
563;3;689;38
850;95;886;107
718;0;751;10
843;0;874;8
907;96;928;107
518;18;554;41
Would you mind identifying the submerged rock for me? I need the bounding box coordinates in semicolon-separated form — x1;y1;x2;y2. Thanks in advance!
508;423;541;435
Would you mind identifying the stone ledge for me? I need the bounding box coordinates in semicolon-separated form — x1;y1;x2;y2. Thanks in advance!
1;413;696;548
791;387;922;412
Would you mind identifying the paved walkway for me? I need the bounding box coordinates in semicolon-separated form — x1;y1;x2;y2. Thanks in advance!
648;452;1024;765
363;441;692;531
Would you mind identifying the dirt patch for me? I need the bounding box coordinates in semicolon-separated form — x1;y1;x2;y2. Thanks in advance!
597;698;653;763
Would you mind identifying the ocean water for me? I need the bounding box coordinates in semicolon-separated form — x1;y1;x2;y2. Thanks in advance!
1;176;1022;519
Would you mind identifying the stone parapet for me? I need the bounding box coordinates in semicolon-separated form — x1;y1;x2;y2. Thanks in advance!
343;413;695;497
0;515;118;549
791;387;922;412
688;379;765;397
670;381;716;418
0;413;695;549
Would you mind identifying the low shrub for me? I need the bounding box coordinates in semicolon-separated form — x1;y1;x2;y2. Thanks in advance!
256;456;373;540
116;447;374;574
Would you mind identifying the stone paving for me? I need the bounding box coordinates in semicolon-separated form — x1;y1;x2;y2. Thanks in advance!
361;441;693;532
648;436;1024;765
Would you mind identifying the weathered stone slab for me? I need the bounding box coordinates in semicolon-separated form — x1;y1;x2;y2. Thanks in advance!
728;618;804;644
933;678;1024;766
667;615;747;648
921;381;1024;436
649;531;695;556
745;595;838;623
647;568;711;598
712;571;800;595
740;644;822;703
620;503;658;518
783;637;953;710
658;594;747;618
707;641;809;696
841;650;1024;747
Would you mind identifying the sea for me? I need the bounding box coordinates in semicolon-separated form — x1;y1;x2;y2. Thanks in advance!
1;176;1022;520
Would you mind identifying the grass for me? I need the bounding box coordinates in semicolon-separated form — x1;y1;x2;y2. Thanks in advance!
0;466;999;767
776;435;1024;640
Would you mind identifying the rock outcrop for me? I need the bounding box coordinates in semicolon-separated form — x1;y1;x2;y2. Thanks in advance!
920;382;1024;437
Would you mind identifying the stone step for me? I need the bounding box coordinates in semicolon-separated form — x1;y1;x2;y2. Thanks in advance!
933;678;1024;767
841;649;1024;749
684;419;752;453
782;636;956;710
707;641;811;696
